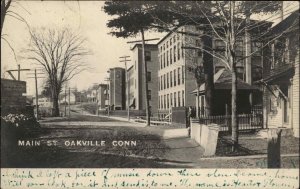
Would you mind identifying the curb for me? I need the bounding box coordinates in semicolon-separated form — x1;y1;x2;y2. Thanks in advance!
199;153;299;160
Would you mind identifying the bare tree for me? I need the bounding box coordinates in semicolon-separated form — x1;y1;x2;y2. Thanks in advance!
148;1;286;151
25;28;90;116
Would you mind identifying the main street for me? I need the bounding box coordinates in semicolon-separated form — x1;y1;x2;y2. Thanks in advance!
1;105;298;168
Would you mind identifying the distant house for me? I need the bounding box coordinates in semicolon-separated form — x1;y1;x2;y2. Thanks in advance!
59;92;76;105
191;69;260;116
260;10;299;137
33;96;52;108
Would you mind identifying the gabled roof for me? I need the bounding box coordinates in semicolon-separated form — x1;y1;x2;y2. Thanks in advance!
190;69;259;94
268;10;299;36
259;64;295;84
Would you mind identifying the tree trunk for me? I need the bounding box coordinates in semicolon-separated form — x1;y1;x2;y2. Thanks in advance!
141;29;150;126
230;1;238;152
52;95;60;117
202;34;214;116
231;65;238;151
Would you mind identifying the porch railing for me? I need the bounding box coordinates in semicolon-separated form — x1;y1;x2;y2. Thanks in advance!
198;114;263;132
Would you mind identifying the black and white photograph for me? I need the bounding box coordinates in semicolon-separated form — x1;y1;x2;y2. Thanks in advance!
1;0;299;188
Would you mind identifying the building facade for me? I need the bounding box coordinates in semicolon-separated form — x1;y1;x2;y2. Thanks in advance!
157;25;265;117
97;84;108;110
109;67;125;110
128;44;159;116
261;11;299;137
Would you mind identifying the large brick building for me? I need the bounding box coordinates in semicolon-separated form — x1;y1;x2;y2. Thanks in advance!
127;44;159;116
158;24;266;117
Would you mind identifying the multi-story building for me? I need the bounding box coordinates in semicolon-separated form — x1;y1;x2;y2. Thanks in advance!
157;26;199;117
96;84;108;110
109;67;125;110
158;24;266;117
127;44;159;116
261;10;299;137
126;65;135;109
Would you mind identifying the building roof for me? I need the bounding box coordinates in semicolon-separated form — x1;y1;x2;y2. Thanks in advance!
130;43;158;51
191;69;259;94
259;64;295;84
268;10;299;36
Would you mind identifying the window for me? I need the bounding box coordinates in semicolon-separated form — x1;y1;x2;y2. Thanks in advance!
166;51;169;66
174;45;176;62
182;90;185;106
163;74;166;90
196;39;201;47
145;51;151;61
235;40;243;56
174;92;177;107
178;91;181;107
164;95;166;109
178;42;181;60
170;71;173;87
170;48;172;64
182;66;184;84
252;42;262;56
158;77;160;91
167;73;169;88
147;72;151;82
163;44;165;50
167;41;169;48
158;96;160;109
214;39;226;50
135;79;136;89
174;69;176;86
173;35;176;43
236;67;244;80
160;76;163;90
170;38;172;45
167;94;169;109
160;55;162;69
178;67;181;85
170;93;173;107
164;53;166;67
148;90;151;100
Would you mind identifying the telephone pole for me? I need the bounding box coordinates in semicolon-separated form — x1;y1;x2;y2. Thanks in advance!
7;65;30;80
120;55;131;121
105;77;110;117
26;69;45;120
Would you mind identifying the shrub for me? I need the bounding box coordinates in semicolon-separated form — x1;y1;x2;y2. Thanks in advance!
1;114;40;143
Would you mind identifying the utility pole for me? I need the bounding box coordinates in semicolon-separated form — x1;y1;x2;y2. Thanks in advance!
127;38;159;126
68;87;71;118
65;85;67;117
34;69;39;120
105;77;110;117
26;69;45;120
7;65;30;80
120;55;131;121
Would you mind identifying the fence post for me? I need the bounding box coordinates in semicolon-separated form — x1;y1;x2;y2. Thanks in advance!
267;128;282;168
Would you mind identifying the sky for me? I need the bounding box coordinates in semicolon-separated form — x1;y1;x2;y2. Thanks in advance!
1;1;299;96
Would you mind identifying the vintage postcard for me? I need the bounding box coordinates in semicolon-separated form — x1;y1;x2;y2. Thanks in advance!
1;1;299;188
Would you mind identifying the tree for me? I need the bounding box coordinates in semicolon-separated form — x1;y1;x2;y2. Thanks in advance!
149;1;282;151
25;28;90;116
103;1;164;126
1;0;12;35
